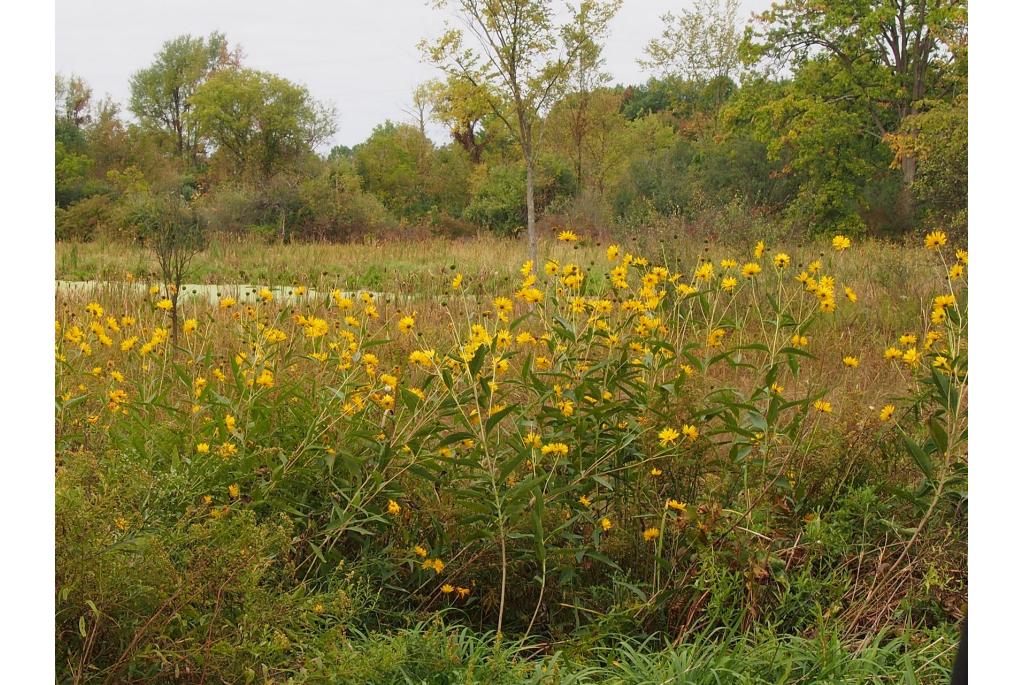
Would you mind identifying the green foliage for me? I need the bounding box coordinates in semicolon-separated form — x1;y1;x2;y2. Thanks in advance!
897;97;968;237
354;121;473;221
464;157;576;235
55;0;967;244
298;160;392;240
189;68;336;180
56;194;112;241
129;32;237;159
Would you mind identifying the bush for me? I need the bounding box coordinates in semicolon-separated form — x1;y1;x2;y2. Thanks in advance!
464;157;577;236
297;161;392;241
56;194;114;241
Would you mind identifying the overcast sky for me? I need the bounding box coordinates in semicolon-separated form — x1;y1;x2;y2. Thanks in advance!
56;0;768;148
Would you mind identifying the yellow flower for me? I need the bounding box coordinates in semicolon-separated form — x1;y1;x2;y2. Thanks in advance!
741;262;761;278
258;287;274;301
707;328;726;347
183;318;198;334
753;241;766;259
643;527;660;542
879;405;895;422
899;333;917;347
721;276;738;292
720;258;737;269
694;262;715;282
218;442;237;458
155;298;173;311
493;297;513;320
902;348;919;365
441;583;455;594
813;399;832;413
949;263;965;280
667;499;687;512
658;427;680;446
518;287;543;304
771;383;784;395
681;424;698;442
456;586;470;598
228;483;240;499
414;545;428;558
387;500;401;515
304;318;329;338
409;349;436;367
844;287;857;303
256;369;274;388
607;244;620;261
220;297;236;308
924;230;947;249
843;356;859;368
398;315;415;334
578;495;592;507
650;467;663;477
85;302;104;317
884;346;902;360
558;230;579;242
451;273;463;289
790;334;809;348
832;234;852;251
225;414;236;433
773;253;790;268
541;442;569;457
956;249;968;264
196;443;210;454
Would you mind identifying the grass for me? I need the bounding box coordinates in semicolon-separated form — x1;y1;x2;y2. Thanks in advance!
54;233;966;683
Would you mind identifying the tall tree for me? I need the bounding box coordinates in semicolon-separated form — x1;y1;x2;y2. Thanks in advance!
55;73;94;129
640;0;742;105
741;0;968;206
560;0;623;189
188;68;337;181
129;32;240;161
423;75;493;164
422;0;606;262
403;83;433;136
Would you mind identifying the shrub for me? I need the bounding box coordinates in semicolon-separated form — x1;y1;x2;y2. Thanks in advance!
56;194;114;241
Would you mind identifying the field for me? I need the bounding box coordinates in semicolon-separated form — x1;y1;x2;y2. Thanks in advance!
54;232;966;683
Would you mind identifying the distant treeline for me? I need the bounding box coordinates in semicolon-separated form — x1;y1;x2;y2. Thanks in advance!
55;1;966;245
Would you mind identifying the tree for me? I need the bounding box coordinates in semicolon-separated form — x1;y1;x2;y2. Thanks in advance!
422;0;607;262
55;73;93;129
129;32;240;161
741;0;968;209
889;94;967;235
423;75;493;164
640;0;741;108
403;83;433;136
354;121;439;219
560;0;623;188
188;68;337;181
129;193;208;344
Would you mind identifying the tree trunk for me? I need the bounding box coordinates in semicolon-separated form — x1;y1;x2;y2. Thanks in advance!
899;152;918;221
525;153;538;265
170;290;180;347
279;207;289;245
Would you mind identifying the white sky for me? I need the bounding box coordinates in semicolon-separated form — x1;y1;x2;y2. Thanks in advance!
56;0;768;148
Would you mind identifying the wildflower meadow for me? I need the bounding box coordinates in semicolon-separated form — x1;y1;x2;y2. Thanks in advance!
55;230;966;683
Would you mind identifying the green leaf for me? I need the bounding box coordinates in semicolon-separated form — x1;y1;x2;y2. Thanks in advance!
900;429;934;481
